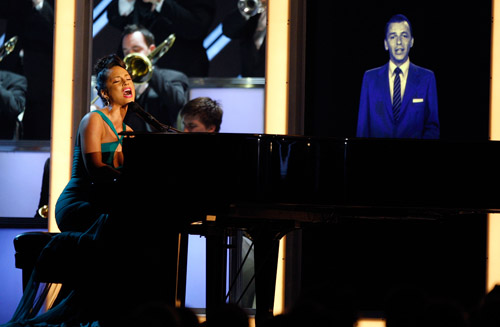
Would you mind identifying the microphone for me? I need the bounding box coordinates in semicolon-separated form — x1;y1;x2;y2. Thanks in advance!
127;101;181;133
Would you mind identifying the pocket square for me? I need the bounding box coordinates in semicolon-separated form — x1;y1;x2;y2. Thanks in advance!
413;98;424;103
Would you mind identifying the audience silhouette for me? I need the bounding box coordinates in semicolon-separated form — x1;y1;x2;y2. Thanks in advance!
205;303;249;327
264;282;359;327
384;284;428;327
470;284;500;327
421;297;467;327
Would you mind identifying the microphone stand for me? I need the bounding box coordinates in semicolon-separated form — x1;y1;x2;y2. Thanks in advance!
127;101;182;133
159;123;182;133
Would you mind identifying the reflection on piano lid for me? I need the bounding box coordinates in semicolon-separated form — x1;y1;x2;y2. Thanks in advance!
119;133;500;223
118;132;500;324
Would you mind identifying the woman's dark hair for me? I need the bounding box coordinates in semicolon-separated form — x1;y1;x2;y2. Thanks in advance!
94;54;127;104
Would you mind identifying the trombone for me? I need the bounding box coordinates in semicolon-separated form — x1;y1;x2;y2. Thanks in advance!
124;33;176;84
91;33;176;105
0;36;18;62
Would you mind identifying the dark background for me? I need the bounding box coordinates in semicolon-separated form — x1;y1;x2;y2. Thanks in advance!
300;0;492;315
300;216;487;315
304;1;492;140
92;0;243;77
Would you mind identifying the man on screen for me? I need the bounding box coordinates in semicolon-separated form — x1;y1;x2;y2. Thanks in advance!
356;14;440;139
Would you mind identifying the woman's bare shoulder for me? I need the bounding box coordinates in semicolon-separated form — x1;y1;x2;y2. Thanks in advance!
80;110;106;126
78;111;108;138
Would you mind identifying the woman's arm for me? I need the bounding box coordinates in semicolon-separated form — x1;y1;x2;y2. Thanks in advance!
80;112;122;182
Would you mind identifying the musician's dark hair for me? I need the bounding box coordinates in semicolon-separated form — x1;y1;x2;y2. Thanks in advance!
180;97;223;132
122;24;155;46
385;14;413;39
94;54;127;104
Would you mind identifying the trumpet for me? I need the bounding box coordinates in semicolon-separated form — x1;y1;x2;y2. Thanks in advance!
0;36;18;62
238;0;266;17
124;33;176;84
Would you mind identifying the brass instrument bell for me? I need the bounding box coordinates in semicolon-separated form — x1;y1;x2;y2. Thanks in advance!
0;36;18;62
124;33;176;84
238;0;266;17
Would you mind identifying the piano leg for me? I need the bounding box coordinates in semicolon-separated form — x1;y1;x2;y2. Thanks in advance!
204;224;286;326
205;226;227;322
248;227;281;327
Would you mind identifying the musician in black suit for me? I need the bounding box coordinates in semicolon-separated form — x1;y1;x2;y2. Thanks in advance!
0;0;54;140
222;4;266;77
120;24;189;131
0;69;28;139
107;0;216;77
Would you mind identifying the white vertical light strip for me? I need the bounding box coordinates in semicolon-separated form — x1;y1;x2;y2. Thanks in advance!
488;0;500;293
273;235;286;315
491;0;500;140
265;0;289;135
266;0;290;316
488;214;500;291
49;0;76;233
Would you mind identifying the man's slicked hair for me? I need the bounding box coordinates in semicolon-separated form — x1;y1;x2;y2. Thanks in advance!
122;24;156;46
385;14;413;39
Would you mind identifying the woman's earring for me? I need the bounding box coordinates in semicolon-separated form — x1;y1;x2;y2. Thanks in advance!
104;97;110;107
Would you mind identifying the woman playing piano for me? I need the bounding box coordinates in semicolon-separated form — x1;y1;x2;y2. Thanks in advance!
3;55;156;326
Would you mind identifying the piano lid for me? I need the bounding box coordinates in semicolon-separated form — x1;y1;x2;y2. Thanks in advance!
119;133;500;221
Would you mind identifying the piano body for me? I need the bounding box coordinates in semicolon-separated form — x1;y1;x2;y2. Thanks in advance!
120;132;500;324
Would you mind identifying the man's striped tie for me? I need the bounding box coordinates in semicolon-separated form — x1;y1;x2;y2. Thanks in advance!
393;67;402;121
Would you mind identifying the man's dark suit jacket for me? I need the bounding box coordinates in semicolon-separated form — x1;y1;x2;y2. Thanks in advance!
222;9;265;77
0;0;54;140
124;67;189;132
356;62;440;139
0;70;28;139
107;0;216;77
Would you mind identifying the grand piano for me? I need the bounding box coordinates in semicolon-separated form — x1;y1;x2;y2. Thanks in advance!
119;132;500;325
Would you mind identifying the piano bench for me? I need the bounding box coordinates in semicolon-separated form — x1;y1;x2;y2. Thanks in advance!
13;231;190;308
14;231;58;290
